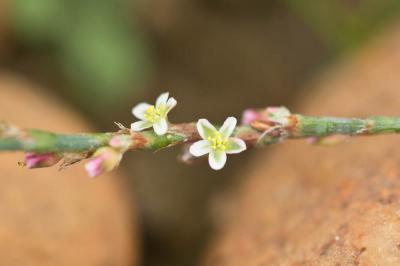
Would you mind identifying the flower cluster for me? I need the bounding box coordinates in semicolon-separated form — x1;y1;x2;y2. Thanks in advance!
129;92;247;170
83;92;247;176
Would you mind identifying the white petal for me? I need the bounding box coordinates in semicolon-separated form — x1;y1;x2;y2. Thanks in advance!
156;92;169;108
208;150;227;170
131;121;153;132
219;117;237;138
166;97;177;113
197;119;217;139
153;118;168;135
189;140;211;157
226;138;247;154
132;103;151;120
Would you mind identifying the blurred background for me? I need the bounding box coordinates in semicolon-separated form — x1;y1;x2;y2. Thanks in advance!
1;0;400;265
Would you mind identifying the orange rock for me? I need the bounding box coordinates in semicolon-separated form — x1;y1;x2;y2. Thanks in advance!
203;21;400;266
0;74;137;266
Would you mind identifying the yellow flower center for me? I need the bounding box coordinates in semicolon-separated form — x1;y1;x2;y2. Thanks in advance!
143;105;165;123
208;132;228;151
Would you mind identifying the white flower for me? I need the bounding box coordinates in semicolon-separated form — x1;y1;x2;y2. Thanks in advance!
190;117;246;170
131;92;177;135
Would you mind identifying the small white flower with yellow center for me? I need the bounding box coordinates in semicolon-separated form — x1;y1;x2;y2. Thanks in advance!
131;92;177;135
190;117;246;170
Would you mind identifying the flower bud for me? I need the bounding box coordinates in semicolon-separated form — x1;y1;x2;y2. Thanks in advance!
242;109;261;125
84;147;122;178
24;152;61;169
109;135;132;151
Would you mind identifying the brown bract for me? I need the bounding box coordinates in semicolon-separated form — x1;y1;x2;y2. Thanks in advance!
130;132;150;150
203;21;400;266
0;74;137;266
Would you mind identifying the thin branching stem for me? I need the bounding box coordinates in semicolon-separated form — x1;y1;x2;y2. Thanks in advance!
2;111;400;175
1;115;400;153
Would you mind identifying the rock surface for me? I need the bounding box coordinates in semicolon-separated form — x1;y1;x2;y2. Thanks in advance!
203;22;400;266
0;74;137;266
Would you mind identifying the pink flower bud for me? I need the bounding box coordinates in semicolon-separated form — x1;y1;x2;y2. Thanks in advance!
109;137;122;148
24;152;61;169
84;147;122;178
109;135;132;150
242;109;261;125
84;156;104;178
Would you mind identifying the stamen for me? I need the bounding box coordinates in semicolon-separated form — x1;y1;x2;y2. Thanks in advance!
208;132;228;151
143;105;163;123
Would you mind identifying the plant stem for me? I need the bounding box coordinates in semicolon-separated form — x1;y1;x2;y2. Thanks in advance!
293;115;400;137
2;115;400;154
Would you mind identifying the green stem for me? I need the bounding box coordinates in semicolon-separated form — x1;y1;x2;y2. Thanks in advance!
293;115;400;137
0;129;113;153
2;115;400;154
0;124;189;153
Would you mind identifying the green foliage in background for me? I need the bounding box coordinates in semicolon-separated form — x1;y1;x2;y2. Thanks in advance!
11;0;150;106
284;0;400;52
